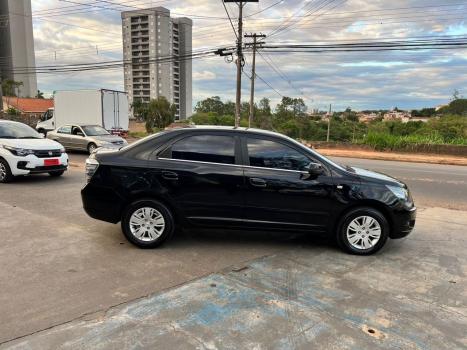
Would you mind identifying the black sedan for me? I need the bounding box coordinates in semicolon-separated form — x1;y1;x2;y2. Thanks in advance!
81;126;416;255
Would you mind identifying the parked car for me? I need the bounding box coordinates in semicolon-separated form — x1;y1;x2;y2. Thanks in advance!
47;124;127;154
81;126;416;255
0;120;68;183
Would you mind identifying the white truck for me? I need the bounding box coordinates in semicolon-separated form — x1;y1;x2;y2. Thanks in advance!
36;89;130;135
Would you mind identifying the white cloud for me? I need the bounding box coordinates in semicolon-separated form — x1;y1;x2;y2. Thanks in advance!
193;70;217;80
30;0;467;110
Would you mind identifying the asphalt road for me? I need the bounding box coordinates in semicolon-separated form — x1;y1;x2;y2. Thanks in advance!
69;152;467;210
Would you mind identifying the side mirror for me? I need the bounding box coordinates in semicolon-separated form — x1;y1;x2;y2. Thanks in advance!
306;162;324;176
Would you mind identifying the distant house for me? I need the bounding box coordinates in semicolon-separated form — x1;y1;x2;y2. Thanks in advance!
357;112;379;123
383;110;431;123
383;110;411;123
2;97;54;119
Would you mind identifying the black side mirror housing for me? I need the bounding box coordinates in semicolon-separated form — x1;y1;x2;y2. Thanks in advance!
307;162;324;176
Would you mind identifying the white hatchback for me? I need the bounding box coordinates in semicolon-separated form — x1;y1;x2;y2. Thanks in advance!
0;120;68;183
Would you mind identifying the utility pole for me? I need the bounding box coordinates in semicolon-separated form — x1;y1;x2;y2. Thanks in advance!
326;103;332;142
245;33;266;128
224;1;258;128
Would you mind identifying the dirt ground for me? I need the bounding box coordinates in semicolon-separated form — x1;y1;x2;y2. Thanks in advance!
316;148;467;166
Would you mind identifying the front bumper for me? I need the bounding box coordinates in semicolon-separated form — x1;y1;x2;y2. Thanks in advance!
10;154;68;176
390;206;417;239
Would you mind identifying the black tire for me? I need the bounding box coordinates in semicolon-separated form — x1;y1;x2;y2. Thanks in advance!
336;207;389;255
49;171;65;177
121;199;175;248
0;158;13;183
87;143;97;154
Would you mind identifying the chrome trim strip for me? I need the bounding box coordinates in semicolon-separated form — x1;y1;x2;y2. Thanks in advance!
157;157;308;174
188;216;320;227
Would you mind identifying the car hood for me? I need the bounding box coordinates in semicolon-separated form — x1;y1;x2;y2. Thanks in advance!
351;167;405;187
91;135;126;143
1;138;63;150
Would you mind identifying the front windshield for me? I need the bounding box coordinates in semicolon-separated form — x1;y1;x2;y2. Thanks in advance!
82;126;110;136
0;122;42;139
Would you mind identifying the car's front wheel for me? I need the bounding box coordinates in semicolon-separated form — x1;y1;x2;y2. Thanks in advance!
87;143;97;154
121;199;174;248
337;207;389;255
0;158;13;183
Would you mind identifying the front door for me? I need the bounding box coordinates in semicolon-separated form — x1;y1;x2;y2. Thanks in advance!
242;136;334;232
150;133;245;227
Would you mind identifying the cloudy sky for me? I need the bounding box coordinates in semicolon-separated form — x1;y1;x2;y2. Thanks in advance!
31;0;467;111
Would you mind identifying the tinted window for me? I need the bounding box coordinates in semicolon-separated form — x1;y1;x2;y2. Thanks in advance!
247;138;310;171
171;135;236;164
58;126;71;134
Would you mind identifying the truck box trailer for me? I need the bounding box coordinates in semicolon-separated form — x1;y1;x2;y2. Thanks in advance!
36;89;130;135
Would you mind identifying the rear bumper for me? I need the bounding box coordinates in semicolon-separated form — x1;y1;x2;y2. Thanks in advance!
81;183;123;224
390;206;417;239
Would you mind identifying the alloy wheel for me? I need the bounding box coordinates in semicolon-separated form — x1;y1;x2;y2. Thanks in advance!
346;215;382;250
129;207;165;242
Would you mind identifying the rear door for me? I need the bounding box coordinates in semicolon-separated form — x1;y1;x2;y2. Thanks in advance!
149;132;245;227
102;90;129;131
242;136;334;232
53;125;72;148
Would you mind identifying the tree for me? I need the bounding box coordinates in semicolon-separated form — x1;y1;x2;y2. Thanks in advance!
145;96;176;132
194;96;225;115
258;97;272;116
453;89;461;100
132;99;149;122
36;90;44;99
1;79;23;97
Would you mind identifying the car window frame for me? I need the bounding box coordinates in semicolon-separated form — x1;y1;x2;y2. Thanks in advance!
57;125;72;135
154;131;243;166
71;125;85;137
241;134;329;175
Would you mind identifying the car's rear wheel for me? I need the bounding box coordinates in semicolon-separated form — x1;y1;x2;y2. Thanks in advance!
87;143;97;154
337;207;389;255
121;199;174;248
49;171;65;177
0;158;13;183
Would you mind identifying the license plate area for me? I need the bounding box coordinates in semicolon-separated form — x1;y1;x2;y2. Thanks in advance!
44;159;60;166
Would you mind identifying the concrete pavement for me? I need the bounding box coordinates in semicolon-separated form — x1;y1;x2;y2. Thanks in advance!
1;202;466;349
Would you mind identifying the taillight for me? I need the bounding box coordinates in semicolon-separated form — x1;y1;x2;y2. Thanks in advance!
85;158;99;183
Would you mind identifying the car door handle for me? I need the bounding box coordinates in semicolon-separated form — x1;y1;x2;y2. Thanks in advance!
250;177;267;188
162;171;178;180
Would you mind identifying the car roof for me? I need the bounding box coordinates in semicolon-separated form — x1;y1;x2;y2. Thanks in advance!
166;125;287;138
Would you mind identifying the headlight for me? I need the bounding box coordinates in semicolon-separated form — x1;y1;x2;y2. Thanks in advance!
386;185;409;201
3;145;34;156
97;141;112;146
60;147;66;154
85;158;99;183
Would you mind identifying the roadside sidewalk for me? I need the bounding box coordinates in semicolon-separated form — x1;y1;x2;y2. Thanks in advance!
316;148;467;166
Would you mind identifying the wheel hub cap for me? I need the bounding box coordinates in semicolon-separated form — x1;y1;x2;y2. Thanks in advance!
129;207;165;242
346;216;381;250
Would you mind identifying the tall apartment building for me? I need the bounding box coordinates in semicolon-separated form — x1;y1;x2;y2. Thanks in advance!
0;0;37;98
122;7;192;120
